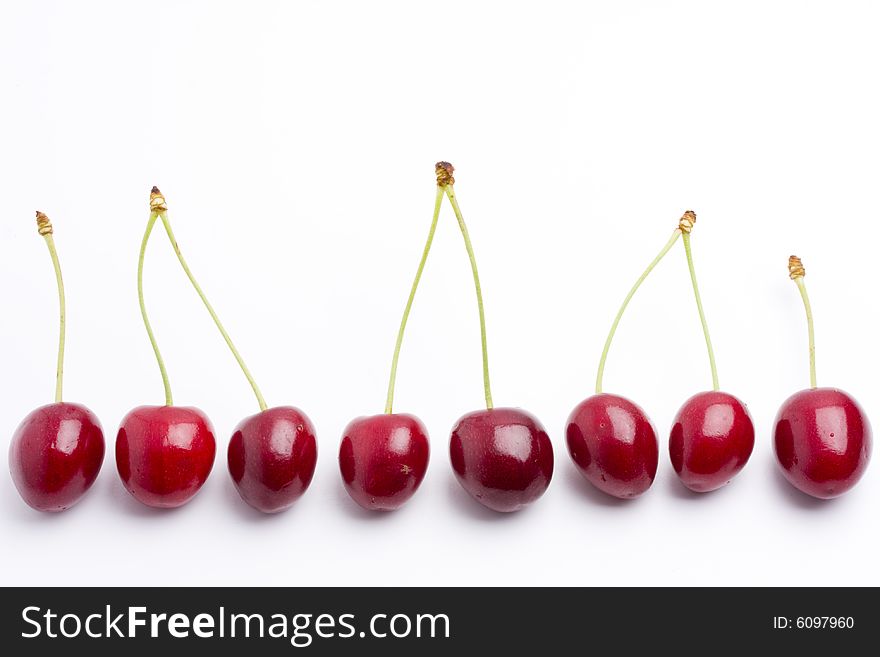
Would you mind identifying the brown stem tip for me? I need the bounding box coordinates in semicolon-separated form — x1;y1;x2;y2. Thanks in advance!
435;161;455;187
149;186;167;212
678;210;696;234
788;255;805;280
35;211;53;236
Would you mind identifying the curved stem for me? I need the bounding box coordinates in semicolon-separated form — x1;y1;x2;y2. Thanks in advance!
139;211;173;406
595;229;681;394
682;232;719;391
384;187;444;414
795;277;817;388
443;185;493;410
42;234;66;403
158;211;268;412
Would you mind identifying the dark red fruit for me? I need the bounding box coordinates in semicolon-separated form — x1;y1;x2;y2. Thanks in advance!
228;406;318;513
450;407;553;512
339;413;429;511
566;393;658;499
669;391;754;492
774;388;872;499
9;402;105;512
116;405;216;508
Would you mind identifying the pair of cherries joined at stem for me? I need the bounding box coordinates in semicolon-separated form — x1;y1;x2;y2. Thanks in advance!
773;257;871;499
339;162;554;513
116;188;316;512
9;213;105;511
567;211;755;498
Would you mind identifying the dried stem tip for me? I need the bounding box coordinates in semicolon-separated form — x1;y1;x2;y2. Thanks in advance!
435;161;455;187
788;255;805;280
678;210;696;234
149;186;167;212
35;211;53;236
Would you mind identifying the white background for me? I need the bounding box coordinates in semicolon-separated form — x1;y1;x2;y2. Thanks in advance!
1;0;878;587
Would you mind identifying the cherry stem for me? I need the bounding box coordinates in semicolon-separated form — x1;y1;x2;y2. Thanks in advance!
789;257;816;388
157;210;268;412
36;213;66;403
384;187;444;414
595;227;681;394
682;232;719;391
443;184;494;410
138;211;174;406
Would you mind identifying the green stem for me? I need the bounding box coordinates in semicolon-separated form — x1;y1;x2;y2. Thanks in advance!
795;277;817;388
138;211;174;406
385;187;444;414
682;232;719;391
596;228;681;394
42;234;66;403
158;211;268;412
443;185;493;410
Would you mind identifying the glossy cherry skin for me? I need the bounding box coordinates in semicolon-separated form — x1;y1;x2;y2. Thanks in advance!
9;402;105;512
339;413;429;511
450;407;553;513
116;405;216;508
228;406;318;513
774;388;872;499
566;393;658;499
669;391;755;492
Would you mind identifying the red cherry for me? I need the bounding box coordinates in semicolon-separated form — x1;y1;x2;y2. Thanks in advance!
669;391;755;492
566;393;658;499
116;405;216;508
339;413;430;511
774;388;872;499
227;406;318;513
450;408;553;512
11;213;105;512
9;402;105;512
